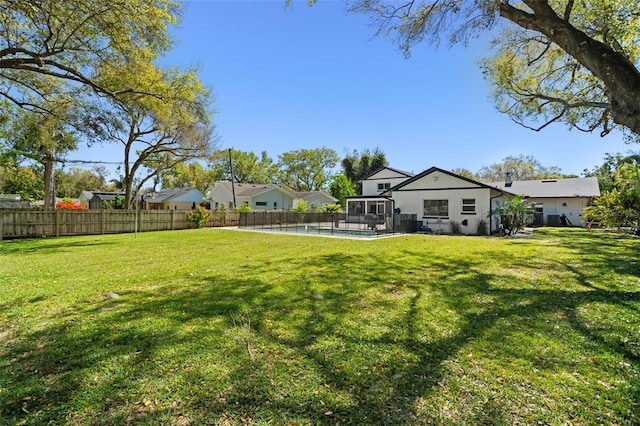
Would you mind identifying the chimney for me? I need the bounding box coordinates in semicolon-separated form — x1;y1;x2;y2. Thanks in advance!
505;172;513;187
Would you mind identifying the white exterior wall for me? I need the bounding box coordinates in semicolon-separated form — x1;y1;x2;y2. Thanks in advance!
361;169;412;196
401;170;474;190
528;197;590;227
251;190;295;210
362;178;411;196
391;187;493;235
208;185;234;210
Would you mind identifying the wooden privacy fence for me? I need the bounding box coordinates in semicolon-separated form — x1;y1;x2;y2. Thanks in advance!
0;209;239;240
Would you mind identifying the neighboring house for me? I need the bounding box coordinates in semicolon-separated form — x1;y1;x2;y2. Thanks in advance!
145;187;205;210
290;190;338;210
79;191;126;209
488;176;601;226
0;194;30;209
206;181;297;211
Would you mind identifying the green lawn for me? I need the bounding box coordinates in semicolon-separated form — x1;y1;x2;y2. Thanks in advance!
1;228;639;425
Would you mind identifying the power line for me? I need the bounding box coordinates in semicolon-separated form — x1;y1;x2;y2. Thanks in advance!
55;158;123;165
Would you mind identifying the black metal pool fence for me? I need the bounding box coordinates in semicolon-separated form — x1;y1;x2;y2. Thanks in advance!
237;212;418;237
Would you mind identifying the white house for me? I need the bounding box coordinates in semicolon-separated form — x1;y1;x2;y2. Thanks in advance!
346;167;415;217
348;166;601;234
0;194;30;209
206;181;297;211
382;167;509;235
145;187;206;210
360;166;415;195
488;176;600;226
207;181;339;211
290;190;338;210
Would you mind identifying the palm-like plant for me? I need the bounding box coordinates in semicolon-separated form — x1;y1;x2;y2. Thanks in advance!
493;194;537;235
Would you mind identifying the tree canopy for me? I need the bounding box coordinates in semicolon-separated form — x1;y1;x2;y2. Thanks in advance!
583;159;640;234
341;147;388;183
0;0;220;207
583;152;640;192
329;0;640;138
328;174;356;206
93;66;217;206
277;147;339;191
210;149;279;184
478;154;571;182
0;0;181;113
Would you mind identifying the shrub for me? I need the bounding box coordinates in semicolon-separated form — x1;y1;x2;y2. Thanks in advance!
236;203;253;213
476;219;488;235
322;203;342;213
292;199;307;213
103;194;125;209
215;203;228;226
292;200;307;223
56;197;87;210
450;220;461;234
186;206;210;228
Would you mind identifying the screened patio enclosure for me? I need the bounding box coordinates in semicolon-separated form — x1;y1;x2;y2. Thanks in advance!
345;197;394;222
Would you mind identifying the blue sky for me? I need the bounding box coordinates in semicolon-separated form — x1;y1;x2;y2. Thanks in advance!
75;0;634;180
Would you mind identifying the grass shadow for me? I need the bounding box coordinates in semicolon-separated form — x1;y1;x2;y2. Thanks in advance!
1;230;639;424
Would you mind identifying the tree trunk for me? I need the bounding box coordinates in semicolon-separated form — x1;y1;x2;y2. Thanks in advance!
499;1;640;135
43;149;55;209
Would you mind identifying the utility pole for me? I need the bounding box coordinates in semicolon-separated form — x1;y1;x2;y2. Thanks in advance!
228;148;236;210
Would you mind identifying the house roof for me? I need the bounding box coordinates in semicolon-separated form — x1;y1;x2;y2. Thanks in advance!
80;190;125;200
383;166;515;195
213;181;291;198
487;177;601;198
359;166;415;182
290;190;338;202
146;187;203;202
91;193;122;202
0;194;21;200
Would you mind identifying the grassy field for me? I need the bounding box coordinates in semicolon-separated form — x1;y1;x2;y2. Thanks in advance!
1;228;639;425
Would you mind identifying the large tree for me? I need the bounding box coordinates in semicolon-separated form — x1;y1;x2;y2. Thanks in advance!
161;161;216;193
55;167;108;198
2;108;77;207
478;154;570;181
0;0;181;114
0;161;43;200
327;0;640;138
341;147;388;183
209;149;279;184
95;66;217;207
328;174;357;206
277;147;339;191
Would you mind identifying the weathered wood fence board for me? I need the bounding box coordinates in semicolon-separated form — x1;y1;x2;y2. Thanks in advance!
0;210;239;240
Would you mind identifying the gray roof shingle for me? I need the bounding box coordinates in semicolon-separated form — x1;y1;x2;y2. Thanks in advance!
487;177;600;198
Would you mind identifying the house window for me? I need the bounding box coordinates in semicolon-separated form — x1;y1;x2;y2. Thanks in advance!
255;201;267;206
423;199;448;218
461;198;476;214
377;182;391;192
228;202;234;209
273;202;277;209
214;201;219;209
